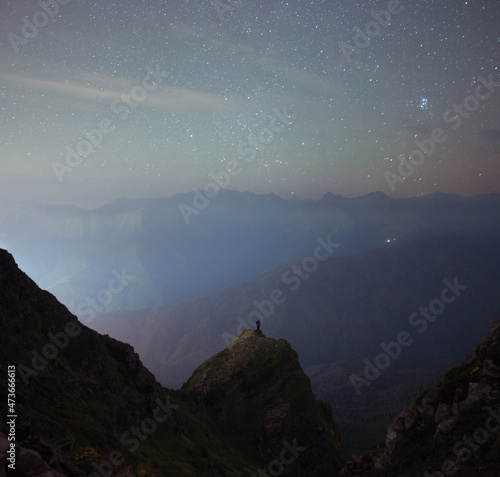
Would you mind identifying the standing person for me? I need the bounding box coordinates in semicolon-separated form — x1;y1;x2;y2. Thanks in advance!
256;319;261;331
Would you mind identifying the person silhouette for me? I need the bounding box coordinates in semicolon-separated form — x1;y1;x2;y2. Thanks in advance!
256;319;261;331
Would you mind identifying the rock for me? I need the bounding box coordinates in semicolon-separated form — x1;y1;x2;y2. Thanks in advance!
483;360;500;379
182;329;347;475
403;409;419;430
0;436;7;477
435;403;452;424
358;319;500;475
421;387;440;407
435;417;457;436
385;421;404;454
16;447;50;476
388;414;406;433
459;391;484;412
416;403;434;419
475;382;493;396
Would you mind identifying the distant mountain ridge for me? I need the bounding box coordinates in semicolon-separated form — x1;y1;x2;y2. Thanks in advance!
1;190;500;319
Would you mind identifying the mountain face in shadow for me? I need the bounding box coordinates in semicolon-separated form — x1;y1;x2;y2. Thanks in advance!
89;234;500;454
1;191;499;320
344;319;500;476
0;249;346;476
182;329;346;476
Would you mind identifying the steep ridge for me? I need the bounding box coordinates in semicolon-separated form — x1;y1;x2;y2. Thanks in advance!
0;249;345;476
344;319;500;476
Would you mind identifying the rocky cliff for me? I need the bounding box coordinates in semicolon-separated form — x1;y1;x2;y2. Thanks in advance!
344;319;500;476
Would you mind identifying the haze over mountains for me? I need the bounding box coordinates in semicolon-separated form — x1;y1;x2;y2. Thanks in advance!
1;190;499;319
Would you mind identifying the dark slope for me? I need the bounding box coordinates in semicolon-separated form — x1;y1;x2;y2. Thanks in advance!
345;319;500;476
0;249;345;476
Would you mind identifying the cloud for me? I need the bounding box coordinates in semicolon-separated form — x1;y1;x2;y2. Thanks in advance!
0;70;246;114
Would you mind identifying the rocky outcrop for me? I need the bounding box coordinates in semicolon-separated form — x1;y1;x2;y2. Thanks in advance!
182;329;347;476
342;319;500;476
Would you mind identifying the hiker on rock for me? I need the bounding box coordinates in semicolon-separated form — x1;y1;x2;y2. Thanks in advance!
256;319;261;331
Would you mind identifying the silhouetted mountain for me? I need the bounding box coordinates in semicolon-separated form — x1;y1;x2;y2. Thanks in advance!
0;249;345;476
88;234;500;453
1;191;500;320
182;329;346;475
344;319;500;476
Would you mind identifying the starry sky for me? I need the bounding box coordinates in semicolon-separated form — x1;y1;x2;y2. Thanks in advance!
0;0;499;208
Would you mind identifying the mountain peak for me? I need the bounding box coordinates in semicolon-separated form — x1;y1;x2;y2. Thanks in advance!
185;329;294;393
228;327;267;347
183;329;307;395
182;329;347;474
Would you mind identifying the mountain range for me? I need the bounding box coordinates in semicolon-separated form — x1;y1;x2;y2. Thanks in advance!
1;190;499;320
3;190;500;456
0;190;500;460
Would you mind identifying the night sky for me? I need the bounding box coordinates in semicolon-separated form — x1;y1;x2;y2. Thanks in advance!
1;0;499;208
